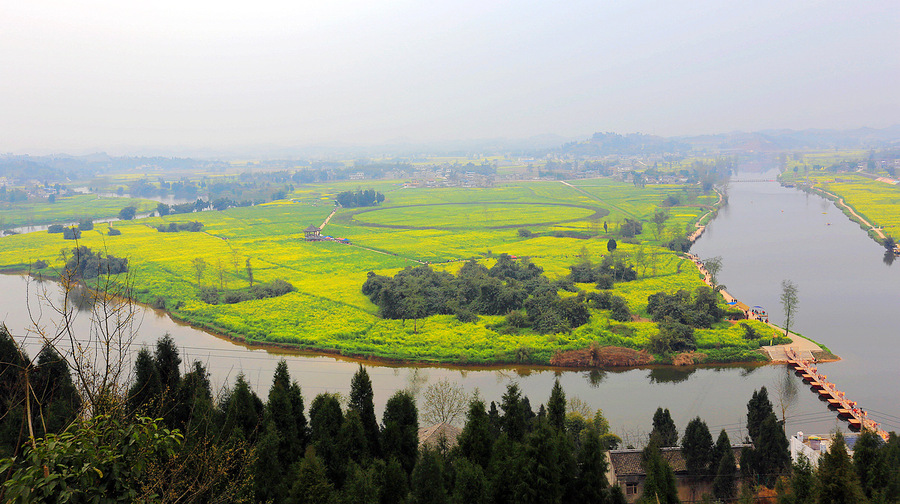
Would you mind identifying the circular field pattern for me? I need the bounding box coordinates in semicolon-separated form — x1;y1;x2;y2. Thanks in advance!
350;202;605;229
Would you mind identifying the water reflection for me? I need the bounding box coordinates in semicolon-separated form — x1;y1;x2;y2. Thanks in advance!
647;367;695;384
64;284;96;312
883;250;894;266
586;369;606;387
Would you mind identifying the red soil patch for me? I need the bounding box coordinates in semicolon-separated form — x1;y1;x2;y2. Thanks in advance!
550;346;654;368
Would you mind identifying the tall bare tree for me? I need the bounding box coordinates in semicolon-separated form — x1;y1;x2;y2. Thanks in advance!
780;279;799;337
421;377;470;426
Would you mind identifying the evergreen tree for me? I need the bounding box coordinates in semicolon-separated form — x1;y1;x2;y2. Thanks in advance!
547;379;566;432
500;383;527;442
712;439;737;502
154;333;182;394
746;387;773;445
607;485;627;504
266;360;307;471
382;390;419;475
777;454;814;504
381;457;409;504
310;393;345;484
255;422;286;503
410;446;447;504
682;416;714;476
451;458;488;504
640;440;680;504
31;345;80;435
576;428;609;503
457;398;493;469
220;373;264;443
350;365;381;457
488;434;526;504
339;410;371;482
651;407;678;447
290;446;337;504
519;420;563;504
754;413;790;487
171;360;214;437
488;401;501;437
853;429;883;500
343;461;380;504
816;432;865;504
127;348;160;414
712;429;731;473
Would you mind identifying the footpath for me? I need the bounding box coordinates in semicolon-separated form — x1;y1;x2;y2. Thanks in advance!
684;253;824;362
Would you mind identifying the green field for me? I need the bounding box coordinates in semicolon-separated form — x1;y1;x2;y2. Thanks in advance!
781;160;900;243
0;194;158;230
0;178;771;365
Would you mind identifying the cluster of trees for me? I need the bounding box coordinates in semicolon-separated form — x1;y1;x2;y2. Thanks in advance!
61;246;128;279
0;331;625;504
199;279;296;305
645;287;723;354
157;221;204;233
362;255;591;334
336;189;385;208
156;199;209;216
568;254;638;288
48;219;95;240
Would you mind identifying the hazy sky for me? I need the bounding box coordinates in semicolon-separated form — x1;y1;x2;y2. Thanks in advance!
2;0;897;153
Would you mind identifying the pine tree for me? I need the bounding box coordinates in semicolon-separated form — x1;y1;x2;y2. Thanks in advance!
310;393;345;484
487;434;525;504
547;379;566;432
451;458;488;504
519;420;562;504
746;387;773;445
682;417;714;476
154;334;182;394
343;461;380;504
410;446;447;504
290;446;337;504
380;457;409;504
755;413;790;487
817;432;865;504
382;390;419;475
32;345;80;435
576;428;609;503
640;440;680;504
266;360;307;471
712;439;737;502
651;407;678;447
127;347;160;414
349;365;381;457
500;383;526;442
221;373;264;443
457;399;493;469
853;429;883;500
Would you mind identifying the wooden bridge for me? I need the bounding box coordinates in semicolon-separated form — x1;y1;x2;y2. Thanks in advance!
786;348;889;442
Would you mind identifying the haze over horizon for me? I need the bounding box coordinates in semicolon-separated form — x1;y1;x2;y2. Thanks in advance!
2;0;897;155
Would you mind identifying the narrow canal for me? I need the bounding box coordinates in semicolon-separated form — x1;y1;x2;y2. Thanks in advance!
1;168;897;443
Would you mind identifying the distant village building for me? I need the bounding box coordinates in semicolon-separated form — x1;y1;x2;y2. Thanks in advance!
606;445;748;503
789;432;860;467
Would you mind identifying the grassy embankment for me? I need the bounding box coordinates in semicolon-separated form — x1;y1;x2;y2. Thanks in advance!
780;155;900;245
0;179;776;365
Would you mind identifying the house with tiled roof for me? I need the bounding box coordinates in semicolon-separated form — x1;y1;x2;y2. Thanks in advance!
417;422;462;450
606;445;748;503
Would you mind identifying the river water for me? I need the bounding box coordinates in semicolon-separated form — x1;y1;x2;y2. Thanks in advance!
1;172;897;443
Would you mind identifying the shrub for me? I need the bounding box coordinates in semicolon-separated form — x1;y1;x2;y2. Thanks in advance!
107;227;121;236
63;227;81;240
48;224;65;234
517;228;533;238
32;259;48;270
78;219;94;231
199;286;220;304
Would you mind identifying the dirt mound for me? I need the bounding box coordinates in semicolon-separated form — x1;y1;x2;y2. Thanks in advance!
672;351;707;366
551;346;653;368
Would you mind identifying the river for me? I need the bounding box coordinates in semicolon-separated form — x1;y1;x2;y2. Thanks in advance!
1;171;897;444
